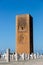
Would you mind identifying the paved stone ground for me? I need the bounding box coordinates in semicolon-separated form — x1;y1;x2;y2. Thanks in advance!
0;58;43;65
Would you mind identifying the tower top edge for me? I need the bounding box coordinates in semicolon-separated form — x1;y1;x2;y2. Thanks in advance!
16;14;32;17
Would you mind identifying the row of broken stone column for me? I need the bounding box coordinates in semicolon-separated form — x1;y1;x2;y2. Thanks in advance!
5;49;43;62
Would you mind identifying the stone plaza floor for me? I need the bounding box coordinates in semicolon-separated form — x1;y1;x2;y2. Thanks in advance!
0;58;43;65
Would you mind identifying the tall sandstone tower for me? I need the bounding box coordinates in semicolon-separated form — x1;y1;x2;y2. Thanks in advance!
16;14;33;54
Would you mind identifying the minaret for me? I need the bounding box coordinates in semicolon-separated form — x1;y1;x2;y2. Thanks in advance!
16;14;33;54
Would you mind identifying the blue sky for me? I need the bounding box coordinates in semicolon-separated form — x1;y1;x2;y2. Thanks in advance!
0;0;43;53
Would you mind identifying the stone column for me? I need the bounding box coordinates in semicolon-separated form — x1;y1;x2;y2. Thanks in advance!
34;54;37;59
6;49;10;62
12;53;14;60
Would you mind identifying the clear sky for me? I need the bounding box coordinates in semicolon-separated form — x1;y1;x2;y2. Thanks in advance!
0;0;43;53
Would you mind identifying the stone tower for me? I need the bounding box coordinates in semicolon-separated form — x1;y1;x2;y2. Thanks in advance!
16;14;33;54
